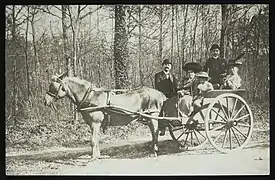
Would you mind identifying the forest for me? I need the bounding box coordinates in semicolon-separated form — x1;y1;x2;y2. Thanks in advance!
5;4;269;151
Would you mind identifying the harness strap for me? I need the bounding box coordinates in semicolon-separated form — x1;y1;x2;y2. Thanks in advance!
77;85;92;112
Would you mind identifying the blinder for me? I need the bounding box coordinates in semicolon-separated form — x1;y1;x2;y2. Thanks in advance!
46;78;66;101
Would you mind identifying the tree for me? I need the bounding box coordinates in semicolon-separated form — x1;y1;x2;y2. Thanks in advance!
114;5;129;89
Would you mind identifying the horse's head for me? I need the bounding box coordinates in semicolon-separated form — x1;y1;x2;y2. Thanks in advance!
44;72;68;106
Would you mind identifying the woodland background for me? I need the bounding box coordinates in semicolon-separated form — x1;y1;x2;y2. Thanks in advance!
5;4;269;151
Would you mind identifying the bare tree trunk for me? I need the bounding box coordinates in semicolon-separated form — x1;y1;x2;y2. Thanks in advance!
24;6;30;102
191;5;199;62
11;5;18;126
138;5;143;86
114;5;129;89
31;12;39;97
171;5;174;66
175;6;181;79
62;5;72;77
181;5;188;69
158;5;163;62
220;4;228;59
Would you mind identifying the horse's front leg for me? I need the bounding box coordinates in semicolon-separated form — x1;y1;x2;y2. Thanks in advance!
147;112;160;157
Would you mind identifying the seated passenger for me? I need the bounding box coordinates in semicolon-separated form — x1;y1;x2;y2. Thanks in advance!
222;59;242;90
178;62;202;97
193;72;214;110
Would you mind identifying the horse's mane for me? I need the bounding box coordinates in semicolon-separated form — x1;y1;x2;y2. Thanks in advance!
65;76;102;90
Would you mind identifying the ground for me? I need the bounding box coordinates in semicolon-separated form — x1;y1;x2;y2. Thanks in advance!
6;133;269;175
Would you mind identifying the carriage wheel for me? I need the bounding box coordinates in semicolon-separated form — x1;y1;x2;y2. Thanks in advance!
168;106;208;150
204;93;253;153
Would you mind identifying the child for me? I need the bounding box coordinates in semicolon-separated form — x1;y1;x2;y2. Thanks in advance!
193;72;214;110
222;59;242;90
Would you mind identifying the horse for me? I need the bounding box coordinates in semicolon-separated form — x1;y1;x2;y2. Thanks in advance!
44;72;167;159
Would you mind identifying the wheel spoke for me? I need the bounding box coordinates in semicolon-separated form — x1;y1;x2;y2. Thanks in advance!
176;131;185;141
232;126;248;139
231;128;241;146
237;123;251;128
229;128;232;150
222;129;228;148
191;132;193;146
232;105;245;120
214;107;221;121
194;128;206;139
218;100;229;119
172;126;184;132
209;124;225;132
234;114;250;122
213;128;225;143
231;98;238;119
193;130;201;144
183;132;190;146
226;97;230;118
211;108;227;122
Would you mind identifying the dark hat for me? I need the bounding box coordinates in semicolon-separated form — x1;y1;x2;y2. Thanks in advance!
196;71;211;80
162;59;172;65
183;62;202;73
210;44;220;51
227;59;243;67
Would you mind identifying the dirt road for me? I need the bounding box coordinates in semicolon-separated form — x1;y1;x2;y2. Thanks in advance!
6;134;269;175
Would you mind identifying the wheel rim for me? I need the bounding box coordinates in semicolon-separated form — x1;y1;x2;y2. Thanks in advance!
168;107;208;150
204;93;253;153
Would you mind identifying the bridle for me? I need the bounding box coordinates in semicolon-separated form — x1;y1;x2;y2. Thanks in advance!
46;77;94;112
46;78;66;101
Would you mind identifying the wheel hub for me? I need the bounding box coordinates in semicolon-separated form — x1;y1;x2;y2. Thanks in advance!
226;119;238;128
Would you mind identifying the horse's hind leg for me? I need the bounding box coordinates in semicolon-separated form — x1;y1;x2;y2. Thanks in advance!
147;112;159;157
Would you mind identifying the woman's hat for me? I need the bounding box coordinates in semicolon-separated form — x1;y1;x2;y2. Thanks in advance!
196;71;211;80
183;62;202;73
162;59;172;65
227;59;243;67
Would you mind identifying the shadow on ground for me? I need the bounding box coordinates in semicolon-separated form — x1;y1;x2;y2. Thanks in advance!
101;139;182;159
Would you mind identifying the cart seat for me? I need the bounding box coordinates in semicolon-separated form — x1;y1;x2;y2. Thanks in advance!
203;89;246;98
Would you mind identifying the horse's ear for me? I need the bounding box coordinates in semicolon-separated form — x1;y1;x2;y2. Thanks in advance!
51;75;59;82
58;71;68;79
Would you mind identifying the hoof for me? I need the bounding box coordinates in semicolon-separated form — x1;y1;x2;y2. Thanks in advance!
98;155;110;159
150;152;158;157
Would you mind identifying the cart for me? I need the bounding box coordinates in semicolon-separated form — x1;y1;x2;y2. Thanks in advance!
79;89;253;154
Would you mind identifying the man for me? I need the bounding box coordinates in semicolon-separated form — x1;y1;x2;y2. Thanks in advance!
154;59;179;98
203;44;227;89
154;58;179;136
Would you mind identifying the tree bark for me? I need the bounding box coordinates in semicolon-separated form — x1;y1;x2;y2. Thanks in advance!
24;6;30;101
62;5;72;77
181;5;188;68
220;4;228;59
158;5;163;62
114;5;129;89
191;5;199;62
138;5;143;86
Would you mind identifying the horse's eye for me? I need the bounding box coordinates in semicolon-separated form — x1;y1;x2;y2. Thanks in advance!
61;86;65;91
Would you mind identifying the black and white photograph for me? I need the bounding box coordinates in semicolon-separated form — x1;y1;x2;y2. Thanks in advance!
5;4;269;175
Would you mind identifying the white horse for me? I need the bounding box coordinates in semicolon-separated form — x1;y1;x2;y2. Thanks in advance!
44;73;167;159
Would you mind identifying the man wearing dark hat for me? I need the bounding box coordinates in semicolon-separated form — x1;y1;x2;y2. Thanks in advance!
154;59;179;98
203;44;227;89
155;59;179;136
